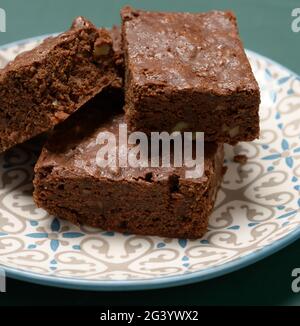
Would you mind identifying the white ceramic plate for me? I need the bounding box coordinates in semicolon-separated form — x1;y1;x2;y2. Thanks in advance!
0;36;300;291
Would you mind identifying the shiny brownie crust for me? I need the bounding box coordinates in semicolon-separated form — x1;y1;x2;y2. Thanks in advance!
33;92;225;239
121;7;260;144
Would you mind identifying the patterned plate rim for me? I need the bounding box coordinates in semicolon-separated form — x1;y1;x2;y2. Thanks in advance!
0;36;299;291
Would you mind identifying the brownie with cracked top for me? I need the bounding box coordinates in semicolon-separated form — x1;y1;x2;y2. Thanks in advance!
33;91;225;239
121;7;260;144
0;17;122;153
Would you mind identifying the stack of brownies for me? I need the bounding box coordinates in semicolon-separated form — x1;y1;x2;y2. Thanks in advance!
0;7;260;239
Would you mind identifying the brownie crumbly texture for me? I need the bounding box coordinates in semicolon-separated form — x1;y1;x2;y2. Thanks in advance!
121;7;260;144
33;93;225;239
233;154;248;164
95;26;124;89
108;26;124;87
0;17;121;153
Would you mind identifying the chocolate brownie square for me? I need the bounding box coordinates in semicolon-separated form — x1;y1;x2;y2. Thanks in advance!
33;91;225;239
0;17;121;153
121;7;260;144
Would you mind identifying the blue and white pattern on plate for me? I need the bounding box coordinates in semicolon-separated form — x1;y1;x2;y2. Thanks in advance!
0;36;300;291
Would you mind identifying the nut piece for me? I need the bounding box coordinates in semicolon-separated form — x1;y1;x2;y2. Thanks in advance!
52;99;59;107
222;124;240;138
94;29;113;59
54;111;69;121
71;16;93;29
94;43;111;58
229;126;240;138
172;122;189;132
222;123;229;132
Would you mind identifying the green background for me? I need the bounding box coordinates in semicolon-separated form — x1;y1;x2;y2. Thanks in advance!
0;0;300;306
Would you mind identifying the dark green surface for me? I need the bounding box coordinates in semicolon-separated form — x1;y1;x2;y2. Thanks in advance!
0;0;300;306
0;0;299;74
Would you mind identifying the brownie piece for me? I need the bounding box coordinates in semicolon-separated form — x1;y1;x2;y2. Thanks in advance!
33;92;225;239
0;17;121;153
95;26;124;90
108;25;124;85
233;154;248;165
121;7;260;144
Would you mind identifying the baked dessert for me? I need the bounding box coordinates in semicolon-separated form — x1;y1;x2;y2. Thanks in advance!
121;7;260;144
33;91;225;239
0;17;121;153
108;25;124;87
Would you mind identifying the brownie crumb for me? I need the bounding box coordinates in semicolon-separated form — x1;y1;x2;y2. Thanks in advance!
233;154;248;165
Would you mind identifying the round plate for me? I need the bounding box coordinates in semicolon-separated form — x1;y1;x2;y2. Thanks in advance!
0;36;300;291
